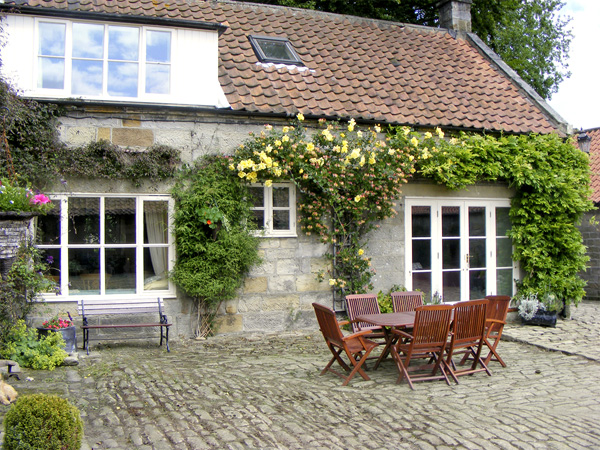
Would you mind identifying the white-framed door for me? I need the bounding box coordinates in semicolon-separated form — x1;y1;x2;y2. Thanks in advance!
405;198;516;303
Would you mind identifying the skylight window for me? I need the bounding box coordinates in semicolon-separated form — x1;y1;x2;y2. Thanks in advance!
248;35;303;65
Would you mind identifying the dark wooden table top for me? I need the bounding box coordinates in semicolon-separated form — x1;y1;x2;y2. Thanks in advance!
355;311;416;328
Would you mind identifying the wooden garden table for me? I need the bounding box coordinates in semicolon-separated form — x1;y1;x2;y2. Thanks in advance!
355;311;416;369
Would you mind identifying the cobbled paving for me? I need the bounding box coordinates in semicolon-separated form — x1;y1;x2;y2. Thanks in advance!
1;302;599;449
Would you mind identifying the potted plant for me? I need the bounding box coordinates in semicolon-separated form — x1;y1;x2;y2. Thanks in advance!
37;314;77;354
517;292;558;327
0;177;53;218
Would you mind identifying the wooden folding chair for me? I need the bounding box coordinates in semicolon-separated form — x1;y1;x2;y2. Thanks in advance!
312;303;379;386
389;304;454;389
460;295;510;367
345;294;385;341
445;299;491;383
391;291;424;312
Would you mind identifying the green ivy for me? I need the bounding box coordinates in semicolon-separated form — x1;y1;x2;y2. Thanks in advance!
410;131;593;305
171;156;262;335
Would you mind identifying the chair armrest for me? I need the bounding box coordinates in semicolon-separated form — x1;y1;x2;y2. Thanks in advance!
391;328;413;340
344;329;373;340
338;320;350;326
486;318;506;325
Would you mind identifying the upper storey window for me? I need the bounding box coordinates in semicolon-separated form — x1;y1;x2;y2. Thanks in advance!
38;21;171;98
248;35;302;65
1;14;229;107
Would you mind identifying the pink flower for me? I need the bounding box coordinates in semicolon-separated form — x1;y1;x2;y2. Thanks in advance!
30;194;51;205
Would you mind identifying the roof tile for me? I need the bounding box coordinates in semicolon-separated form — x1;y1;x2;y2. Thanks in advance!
8;0;563;134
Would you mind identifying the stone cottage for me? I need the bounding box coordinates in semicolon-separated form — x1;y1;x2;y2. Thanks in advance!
0;0;572;338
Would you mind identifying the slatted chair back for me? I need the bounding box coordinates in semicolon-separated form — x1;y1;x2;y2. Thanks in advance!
445;299;491;382
481;295;511;366
390;304;454;389
313;302;345;347
345;294;381;333
484;295;511;334
391;291;424;313
312;302;379;386
411;304;454;351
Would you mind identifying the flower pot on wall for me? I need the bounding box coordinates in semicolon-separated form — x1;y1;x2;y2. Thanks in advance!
37;326;78;354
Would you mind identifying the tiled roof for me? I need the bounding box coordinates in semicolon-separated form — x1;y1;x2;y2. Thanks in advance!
4;0;563;134
586;128;600;203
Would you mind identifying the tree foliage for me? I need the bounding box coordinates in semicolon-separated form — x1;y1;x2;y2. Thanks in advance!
235;0;571;99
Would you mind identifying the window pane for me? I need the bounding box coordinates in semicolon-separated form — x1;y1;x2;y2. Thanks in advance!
72;60;103;95
411;206;430;237
442;206;459;237
41;248;61;291
39;23;65;56
72;23;104;58
108;62;138;97
413;272;431;301
249;187;264;208
145;64;170;94
68;198;100;244
496;238;512;267
273;210;290;230
442;239;460;269
256;39;295;61
146;30;171;63
496;268;513;296
496;207;511;236
469;270;486;300
105;248;136;294
469;238;486;268
469;207;485;236
68;248;100;295
273;187;289;207
38;208;61;245
252;210;265;228
412;240;431;270
144;247;168;290
38;58;65;89
144;201;168;244
108;26;139;61
105;198;136;244
442;271;460;303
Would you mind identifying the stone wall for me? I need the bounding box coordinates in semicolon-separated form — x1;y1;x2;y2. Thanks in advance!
580;209;600;301
0;214;35;277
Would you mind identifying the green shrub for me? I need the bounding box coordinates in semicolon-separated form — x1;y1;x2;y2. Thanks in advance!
3;393;83;450
0;320;67;370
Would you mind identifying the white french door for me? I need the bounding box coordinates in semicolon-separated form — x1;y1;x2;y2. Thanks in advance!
405;198;516;303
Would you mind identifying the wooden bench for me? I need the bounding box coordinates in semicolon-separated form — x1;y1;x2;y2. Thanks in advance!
77;297;171;355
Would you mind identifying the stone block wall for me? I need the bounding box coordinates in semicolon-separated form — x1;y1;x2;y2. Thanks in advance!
579;209;600;301
0;216;34;277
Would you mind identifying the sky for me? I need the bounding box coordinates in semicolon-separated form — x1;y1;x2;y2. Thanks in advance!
548;0;600;131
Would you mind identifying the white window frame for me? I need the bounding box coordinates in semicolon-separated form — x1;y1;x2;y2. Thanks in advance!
34;17;173;102
250;183;297;237
404;197;517;303
37;194;175;301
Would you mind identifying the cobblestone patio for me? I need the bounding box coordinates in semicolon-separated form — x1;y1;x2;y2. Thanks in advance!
0;302;599;449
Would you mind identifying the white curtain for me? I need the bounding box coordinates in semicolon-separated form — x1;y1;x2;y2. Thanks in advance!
144;204;167;279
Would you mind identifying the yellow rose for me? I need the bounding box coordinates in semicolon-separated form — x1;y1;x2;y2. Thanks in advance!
358;249;364;256
354;195;361;202
411;137;419;146
297;113;304;121
282;135;289;142
265;180;272;187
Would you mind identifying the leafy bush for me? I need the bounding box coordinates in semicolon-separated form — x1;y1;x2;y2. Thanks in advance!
0;320;67;370
3;393;83;450
0;241;55;343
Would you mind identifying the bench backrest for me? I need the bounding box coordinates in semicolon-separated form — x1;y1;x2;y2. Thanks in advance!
78;298;164;317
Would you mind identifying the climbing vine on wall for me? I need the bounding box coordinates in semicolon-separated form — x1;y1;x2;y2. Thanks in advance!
233;117;593;306
408;131;593;306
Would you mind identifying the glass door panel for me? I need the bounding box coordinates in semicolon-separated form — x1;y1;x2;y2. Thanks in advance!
495;207;513;296
468;207;486;299
441;206;461;302
411;206;432;300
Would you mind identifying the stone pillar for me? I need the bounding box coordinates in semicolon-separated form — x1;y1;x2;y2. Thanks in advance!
0;213;36;278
